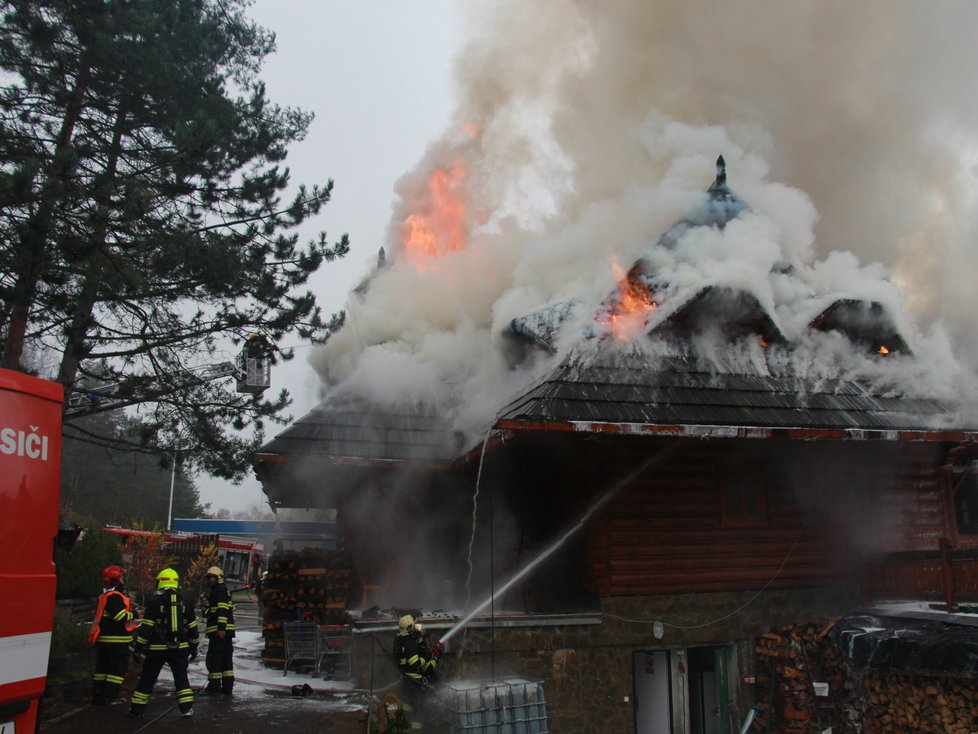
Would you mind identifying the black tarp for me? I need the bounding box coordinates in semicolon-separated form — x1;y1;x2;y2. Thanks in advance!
828;613;978;674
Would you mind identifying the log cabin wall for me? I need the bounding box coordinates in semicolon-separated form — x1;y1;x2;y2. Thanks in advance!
863;547;978;603
563;437;953;599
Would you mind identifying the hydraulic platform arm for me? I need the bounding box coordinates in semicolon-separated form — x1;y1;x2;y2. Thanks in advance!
65;342;272;418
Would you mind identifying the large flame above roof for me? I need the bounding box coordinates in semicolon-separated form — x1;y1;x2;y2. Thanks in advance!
400;156;469;259
595;261;657;341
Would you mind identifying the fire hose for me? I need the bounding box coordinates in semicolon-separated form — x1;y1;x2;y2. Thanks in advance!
129;680;209;734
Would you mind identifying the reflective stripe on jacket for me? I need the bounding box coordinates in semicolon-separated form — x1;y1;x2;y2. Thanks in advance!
205;583;235;637
89;589;135;645
394;633;437;686
134;588;199;653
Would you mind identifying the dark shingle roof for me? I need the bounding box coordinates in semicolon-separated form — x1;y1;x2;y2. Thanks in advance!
495;349;967;435
259;396;462;463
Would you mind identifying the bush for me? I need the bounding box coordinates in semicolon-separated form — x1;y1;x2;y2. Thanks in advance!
55;527;123;599
49;620;92;658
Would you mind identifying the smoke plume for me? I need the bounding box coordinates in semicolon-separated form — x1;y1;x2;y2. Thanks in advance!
312;0;978;432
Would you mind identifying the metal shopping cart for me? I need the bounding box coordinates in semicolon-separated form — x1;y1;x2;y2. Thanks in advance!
317;624;352;680
283;621;321;676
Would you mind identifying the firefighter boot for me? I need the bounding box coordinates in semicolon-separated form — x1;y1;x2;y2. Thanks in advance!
91;677;106;705
205;672;222;695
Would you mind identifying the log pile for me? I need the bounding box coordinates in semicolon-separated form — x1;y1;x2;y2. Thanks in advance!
861;672;978;734
751;621;850;734
752;622;978;734
260;548;353;668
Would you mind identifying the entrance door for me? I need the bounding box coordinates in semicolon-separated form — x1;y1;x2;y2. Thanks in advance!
633;651;672;734
634;647;733;734
687;646;731;734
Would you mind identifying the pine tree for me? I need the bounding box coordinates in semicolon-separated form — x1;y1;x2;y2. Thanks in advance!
0;0;348;478
61;411;206;528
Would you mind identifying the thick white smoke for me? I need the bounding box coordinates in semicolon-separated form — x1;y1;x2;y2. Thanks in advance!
311;0;978;432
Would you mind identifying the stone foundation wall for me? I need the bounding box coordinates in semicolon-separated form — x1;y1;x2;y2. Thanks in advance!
352;585;857;733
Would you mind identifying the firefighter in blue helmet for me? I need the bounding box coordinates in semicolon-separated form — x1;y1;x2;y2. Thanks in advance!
89;565;135;705
203;565;235;695
128;568;199;719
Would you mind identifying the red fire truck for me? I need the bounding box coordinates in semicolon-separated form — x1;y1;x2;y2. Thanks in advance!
0;368;63;734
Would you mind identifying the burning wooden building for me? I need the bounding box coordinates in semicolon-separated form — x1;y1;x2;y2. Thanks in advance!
255;158;978;733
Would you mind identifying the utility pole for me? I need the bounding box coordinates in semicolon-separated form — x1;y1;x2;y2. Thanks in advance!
167;453;177;530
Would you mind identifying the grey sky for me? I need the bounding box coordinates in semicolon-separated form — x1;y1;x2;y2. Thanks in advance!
197;1;463;513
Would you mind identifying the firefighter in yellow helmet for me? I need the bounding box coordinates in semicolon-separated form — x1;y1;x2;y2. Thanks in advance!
203;565;235;695
393;614;443;730
128;568;199;719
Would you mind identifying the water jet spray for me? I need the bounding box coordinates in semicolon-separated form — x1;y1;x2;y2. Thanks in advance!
438;442;682;644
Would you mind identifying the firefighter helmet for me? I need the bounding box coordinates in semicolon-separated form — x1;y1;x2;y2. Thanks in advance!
156;567;180;589
101;565;124;586
206;566;224;582
398;614;416;636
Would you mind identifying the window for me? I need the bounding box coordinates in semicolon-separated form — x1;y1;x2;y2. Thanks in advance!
722;473;765;527
954;466;978;535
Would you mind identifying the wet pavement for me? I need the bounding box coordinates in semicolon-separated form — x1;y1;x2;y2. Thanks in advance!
40;593;373;734
41;692;369;734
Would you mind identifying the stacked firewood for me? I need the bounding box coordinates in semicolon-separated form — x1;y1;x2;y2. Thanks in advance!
752;622;848;733
260;548;353;668
861;672;978;734
752;623;978;734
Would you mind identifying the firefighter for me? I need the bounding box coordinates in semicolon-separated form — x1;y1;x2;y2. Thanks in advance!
245;331;272;358
89;565;135;705
203;565;235;695
393;614;443;730
128;568;199;719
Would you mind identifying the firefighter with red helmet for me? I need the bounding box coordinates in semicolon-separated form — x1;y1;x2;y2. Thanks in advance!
89;565;135;705
128;568;199;719
203;565;235;695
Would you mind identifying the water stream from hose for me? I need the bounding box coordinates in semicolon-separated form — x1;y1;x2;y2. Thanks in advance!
439;443;680;644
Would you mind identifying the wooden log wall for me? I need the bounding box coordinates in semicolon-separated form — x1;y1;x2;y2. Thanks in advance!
579;440;948;598
260;548;352;668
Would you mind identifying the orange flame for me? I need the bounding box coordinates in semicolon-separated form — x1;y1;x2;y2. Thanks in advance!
878;345;890;355
401;156;468;259
598;264;657;340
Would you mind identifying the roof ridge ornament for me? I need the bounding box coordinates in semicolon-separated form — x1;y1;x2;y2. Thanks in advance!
706;153;739;210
